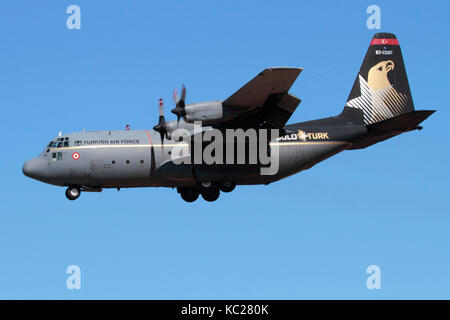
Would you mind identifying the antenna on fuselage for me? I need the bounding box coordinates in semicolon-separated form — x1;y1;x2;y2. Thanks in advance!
58;131;62;137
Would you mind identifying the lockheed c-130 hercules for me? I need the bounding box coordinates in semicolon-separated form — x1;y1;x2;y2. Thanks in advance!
23;33;434;202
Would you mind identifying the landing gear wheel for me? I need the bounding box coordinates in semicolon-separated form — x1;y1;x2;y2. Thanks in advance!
65;187;81;200
199;181;214;192
201;188;220;202
219;181;236;193
178;187;199;203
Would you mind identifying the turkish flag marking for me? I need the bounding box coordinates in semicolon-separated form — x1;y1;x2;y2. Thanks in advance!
370;38;399;45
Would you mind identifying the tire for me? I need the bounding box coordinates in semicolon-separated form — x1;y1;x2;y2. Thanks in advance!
219;181;235;193
179;188;199;203
65;187;81;200
201;188;220;202
198;181;215;192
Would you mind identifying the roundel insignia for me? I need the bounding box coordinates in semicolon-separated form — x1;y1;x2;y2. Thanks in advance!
72;152;80;160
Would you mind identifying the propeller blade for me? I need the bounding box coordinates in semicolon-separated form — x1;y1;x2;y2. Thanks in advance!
173;88;178;104
171;85;187;123
158;98;164;117
180;84;186;103
154;98;167;145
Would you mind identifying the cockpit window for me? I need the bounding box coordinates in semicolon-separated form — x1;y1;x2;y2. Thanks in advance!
52;152;63;161
49;137;70;149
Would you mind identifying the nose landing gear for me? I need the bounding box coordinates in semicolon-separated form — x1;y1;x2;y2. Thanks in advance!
64;186;102;200
65;187;81;200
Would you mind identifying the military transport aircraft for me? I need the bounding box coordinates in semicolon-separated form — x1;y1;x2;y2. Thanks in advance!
23;33;434;202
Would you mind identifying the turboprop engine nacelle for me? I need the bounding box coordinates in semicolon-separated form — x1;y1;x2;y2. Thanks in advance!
183;101;223;123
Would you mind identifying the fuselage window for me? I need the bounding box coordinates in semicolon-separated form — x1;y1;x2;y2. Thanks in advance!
47;141;54;148
57;141;63;148
64;141;69;147
52;153;57;161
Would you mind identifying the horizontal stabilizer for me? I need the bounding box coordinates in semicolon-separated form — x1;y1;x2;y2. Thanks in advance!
349;110;435;149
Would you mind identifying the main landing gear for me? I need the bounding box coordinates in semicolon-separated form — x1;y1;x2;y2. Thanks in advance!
177;181;236;203
178;187;199;203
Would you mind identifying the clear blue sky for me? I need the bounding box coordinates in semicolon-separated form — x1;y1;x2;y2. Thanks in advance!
1;0;449;299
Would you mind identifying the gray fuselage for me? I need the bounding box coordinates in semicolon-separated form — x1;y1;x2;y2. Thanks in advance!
23;124;367;189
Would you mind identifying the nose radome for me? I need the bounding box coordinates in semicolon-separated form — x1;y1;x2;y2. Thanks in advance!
22;157;48;180
22;159;32;177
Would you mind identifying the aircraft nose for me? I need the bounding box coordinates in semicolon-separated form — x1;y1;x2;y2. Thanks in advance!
22;157;49;180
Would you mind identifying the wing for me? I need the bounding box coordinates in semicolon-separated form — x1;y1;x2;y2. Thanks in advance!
223;67;302;108
218;67;303;129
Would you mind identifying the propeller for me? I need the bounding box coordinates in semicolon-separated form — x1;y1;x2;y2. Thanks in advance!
153;98;167;142
171;85;187;122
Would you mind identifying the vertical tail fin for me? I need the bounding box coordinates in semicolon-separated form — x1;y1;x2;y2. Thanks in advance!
345;33;414;125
